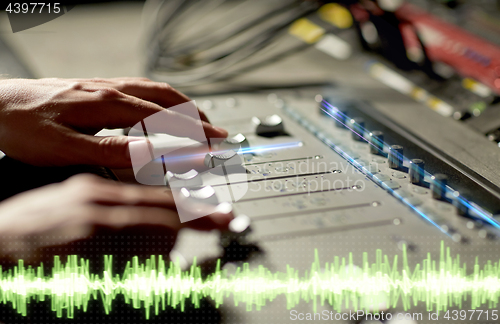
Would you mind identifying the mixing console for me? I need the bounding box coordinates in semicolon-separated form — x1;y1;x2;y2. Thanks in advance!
111;88;500;323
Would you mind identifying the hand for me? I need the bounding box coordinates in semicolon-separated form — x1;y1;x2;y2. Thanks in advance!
0;77;227;167
0;174;233;267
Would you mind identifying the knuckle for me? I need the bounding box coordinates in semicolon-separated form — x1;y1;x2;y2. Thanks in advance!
155;82;172;90
95;88;122;100
69;81;84;91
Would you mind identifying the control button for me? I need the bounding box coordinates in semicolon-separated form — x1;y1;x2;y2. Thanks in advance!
349;117;365;141
409;159;425;185
228;214;251;233
253;114;285;136
403;197;423;206
180;186;219;205
391;171;406;179
220;133;250;152
267;93;278;103
410;188;426;196
388;145;403;169
382;180;401;190
373;173;391;182
166;169;202;188
333;109;348;128
367;162;379;174
202;100;215;110
204;150;243;168
369;131;384;155
394;189;412;199
452;193;469;216
225;98;238;108
431;174;448;200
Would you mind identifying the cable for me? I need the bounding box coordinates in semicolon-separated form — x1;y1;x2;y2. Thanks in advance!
142;0;323;87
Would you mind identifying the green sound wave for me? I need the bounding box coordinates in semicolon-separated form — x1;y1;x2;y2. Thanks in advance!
1;241;500;319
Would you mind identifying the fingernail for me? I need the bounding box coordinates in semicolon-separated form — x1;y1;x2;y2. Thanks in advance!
128;139;152;168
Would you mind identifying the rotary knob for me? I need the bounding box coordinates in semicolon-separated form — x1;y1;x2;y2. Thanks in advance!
204;150;243;168
349;117;365;141
409;159;425;185
369;131;384;155
180;186;219;205
332;108;348;128
253;115;285;136
219;133;250;153
388;145;403;169
166;169;202;188
431;174;448;201
453;193;469;217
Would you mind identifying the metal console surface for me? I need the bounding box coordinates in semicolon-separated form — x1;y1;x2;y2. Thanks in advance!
168;89;500;324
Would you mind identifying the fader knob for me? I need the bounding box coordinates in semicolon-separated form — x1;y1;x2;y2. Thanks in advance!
204;150;243;168
349;117;365;141
253;115;284;136
453;194;469;217
166;169;202;188
431;174;448;200
220;133;250;152
409;159;425;185
180;186;219;205
369;131;384;155
388;145;403;169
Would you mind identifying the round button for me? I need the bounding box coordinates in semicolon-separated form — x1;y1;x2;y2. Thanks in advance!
333;108;348;128
204;150;242;168
369;130;384;155
220;133;250;152
409;159;425;185
253;114;285;136
388;145;403;169
431;173;448;200
349;117;365;141
166;169;202;188
180;186;219;205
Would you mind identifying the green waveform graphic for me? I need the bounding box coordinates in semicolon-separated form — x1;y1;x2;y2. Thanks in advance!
1;242;500;319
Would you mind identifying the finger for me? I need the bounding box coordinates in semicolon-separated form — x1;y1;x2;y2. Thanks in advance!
180;211;234;231
63;133;141;168
69;77;210;123
91;205;232;232
71;133;212;168
67;89;227;141
109;78;211;123
90;182;178;209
